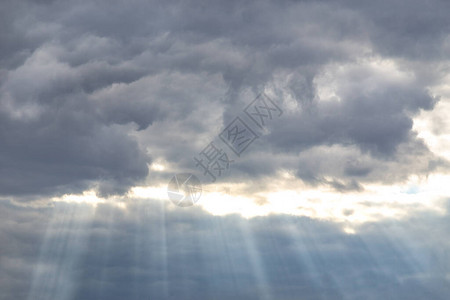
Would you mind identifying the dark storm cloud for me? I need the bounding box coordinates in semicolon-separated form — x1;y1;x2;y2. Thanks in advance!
264;68;440;189
345;0;450;60
2;1;450;300
0;200;51;300
1;198;450;300
271;85;436;156
1;0;449;198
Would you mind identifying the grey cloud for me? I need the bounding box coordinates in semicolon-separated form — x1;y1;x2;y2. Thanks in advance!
1;1;450;299
270;75;437;156
1;0;449;196
345;0;450;60
1;199;450;299
0;51;154;197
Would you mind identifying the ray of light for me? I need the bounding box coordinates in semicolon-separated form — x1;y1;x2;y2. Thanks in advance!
27;203;95;300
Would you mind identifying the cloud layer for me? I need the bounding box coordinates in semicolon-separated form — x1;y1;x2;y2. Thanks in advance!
1;1;450;299
1;198;450;300
1;0;449;198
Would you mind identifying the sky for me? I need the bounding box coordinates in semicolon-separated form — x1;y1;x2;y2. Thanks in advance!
1;0;450;299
